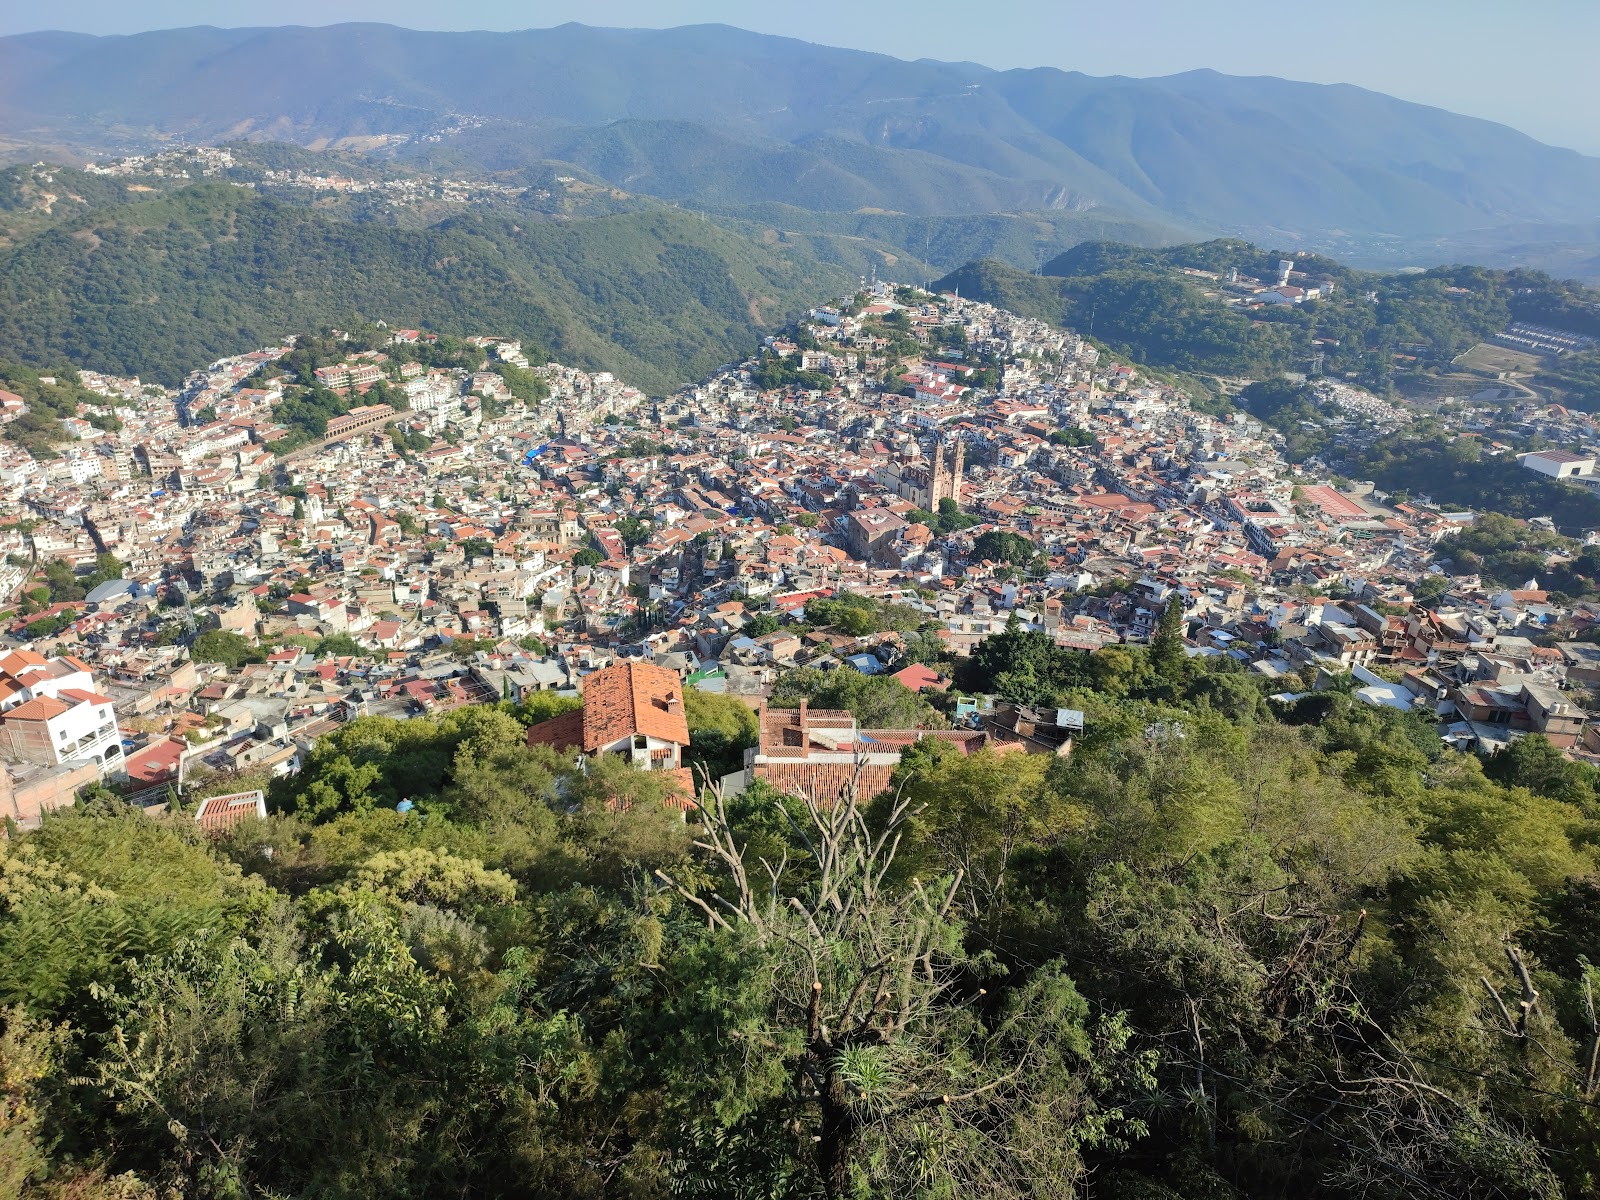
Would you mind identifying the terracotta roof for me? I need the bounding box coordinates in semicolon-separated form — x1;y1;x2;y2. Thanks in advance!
663;767;697;810
577;661;690;750
525;708;587;752
861;729;989;754
57;687;112;705
124;737;185;787
889;663;944;692
0;695;69;722
0;649;49;677
754;761;895;805
759;705;855;756
194;790;266;832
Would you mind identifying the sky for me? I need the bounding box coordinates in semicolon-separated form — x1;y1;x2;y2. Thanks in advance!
9;0;1599;154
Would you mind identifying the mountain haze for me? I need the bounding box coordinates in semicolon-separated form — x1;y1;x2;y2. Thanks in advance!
3;23;1600;267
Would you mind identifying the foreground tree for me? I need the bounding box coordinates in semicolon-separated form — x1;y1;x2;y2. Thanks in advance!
659;776;1148;1197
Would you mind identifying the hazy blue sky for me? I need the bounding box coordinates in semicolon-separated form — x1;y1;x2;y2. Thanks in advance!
10;0;1599;154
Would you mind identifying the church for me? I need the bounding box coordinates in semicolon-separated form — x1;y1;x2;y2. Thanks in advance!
876;437;965;511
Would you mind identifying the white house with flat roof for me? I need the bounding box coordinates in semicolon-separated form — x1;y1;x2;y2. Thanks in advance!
1521;450;1596;480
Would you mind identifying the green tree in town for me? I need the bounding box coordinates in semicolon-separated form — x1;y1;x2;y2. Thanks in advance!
190;630;265;671
1149;598;1188;681
659;781;1148;1199
683;689;760;783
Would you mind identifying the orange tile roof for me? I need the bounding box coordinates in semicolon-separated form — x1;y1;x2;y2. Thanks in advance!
663;767;697;811
525;708;586;752
194;790;267;832
754;761;895;806
758;706;855;756
1;694;70;722
57;687;112;706
0;649;49;681
124;737;185;786
889;663;945;692
576;661;690;751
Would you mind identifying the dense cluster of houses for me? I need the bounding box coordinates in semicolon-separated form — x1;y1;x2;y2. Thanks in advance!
6;280;1600;828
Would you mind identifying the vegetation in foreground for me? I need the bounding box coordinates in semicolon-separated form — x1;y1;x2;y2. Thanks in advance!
3;638;1600;1199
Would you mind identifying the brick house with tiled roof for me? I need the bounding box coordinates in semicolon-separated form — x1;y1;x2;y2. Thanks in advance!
526;661;694;799
724;701;993;806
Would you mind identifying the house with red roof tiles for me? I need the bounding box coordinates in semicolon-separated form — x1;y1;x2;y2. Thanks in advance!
0;650;122;776
526;661;693;798
890;663;948;693
724;700;990;806
193;789;267;834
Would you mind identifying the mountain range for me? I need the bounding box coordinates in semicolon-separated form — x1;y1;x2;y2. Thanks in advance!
3;23;1600;272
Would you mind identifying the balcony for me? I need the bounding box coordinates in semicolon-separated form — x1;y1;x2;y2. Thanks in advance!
61;725;118;762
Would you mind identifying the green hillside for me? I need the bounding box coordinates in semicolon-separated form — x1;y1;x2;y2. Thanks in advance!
700;203;1189;275
9;634;1600;1196
937;242;1600;399
0;182;882;390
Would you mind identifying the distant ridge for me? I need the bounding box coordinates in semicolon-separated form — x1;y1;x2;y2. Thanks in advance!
4;21;1600;267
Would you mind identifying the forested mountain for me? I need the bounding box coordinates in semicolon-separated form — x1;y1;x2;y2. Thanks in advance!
4;23;1600;269
0;182;889;389
937;241;1600;401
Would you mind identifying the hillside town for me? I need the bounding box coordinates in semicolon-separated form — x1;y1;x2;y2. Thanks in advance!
4;281;1600;828
76;144;593;213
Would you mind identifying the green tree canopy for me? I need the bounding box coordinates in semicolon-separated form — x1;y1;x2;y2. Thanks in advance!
190;630;265;670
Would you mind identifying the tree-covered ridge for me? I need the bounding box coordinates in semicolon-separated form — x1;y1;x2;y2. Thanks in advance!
6;630;1600;1196
936;242;1600;400
1351;430;1600;544
0;163;187;248
13;21;1600;275
0;358;126;458
0;182;872;391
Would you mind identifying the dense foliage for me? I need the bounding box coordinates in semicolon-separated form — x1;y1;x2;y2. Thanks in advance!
254;326;509;450
1533;349;1600;411
1351;432;1600;541
800;591;923;639
908;496;981;534
971;529;1037;566
0;184;861;391
748;352;836;392
0;359;120;458
6;621;1600;1196
770;666;943;729
188;630;266;670
1433;512;1600;597
1237;376;1335;462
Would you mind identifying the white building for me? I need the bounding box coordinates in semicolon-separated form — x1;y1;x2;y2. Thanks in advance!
0;650;122;775
1521;450;1596;480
